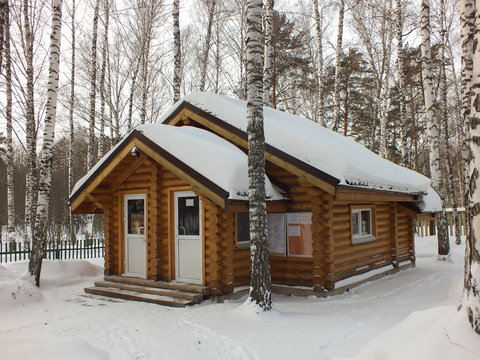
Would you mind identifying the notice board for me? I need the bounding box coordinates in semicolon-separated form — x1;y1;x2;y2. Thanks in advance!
287;212;312;257
267;213;286;256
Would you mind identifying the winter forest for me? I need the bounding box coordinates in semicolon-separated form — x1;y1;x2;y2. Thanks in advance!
1;0;480;340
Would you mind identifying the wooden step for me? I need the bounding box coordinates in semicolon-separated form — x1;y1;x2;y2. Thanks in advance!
104;275;210;296
84;287;194;307
94;281;203;303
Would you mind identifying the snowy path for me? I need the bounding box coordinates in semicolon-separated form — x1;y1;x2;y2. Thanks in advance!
0;236;478;360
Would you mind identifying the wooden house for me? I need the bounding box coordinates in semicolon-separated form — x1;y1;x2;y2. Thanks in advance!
70;93;437;301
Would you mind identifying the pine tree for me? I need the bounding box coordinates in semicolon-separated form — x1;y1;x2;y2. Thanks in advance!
246;0;271;311
29;0;63;286
420;0;449;257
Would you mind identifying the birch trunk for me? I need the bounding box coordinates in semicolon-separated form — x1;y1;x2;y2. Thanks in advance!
463;0;480;335
313;0;325;126
439;0;461;246
3;0;15;246
173;0;181;103
246;0;271;311
263;0;273;107
461;0;475;242
394;0;407;165
421;0;449;257
127;61;139;132
29;0;62;286
23;0;37;248
333;0;344;132
200;0;215;92
68;0;76;242
98;0;109;158
87;0;100;170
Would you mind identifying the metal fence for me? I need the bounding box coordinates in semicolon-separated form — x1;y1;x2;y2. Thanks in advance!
0;238;104;263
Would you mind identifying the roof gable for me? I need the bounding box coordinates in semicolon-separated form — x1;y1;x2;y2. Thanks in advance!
70;125;285;212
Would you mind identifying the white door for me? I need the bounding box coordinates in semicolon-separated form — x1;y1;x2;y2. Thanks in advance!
124;194;146;278
174;191;202;284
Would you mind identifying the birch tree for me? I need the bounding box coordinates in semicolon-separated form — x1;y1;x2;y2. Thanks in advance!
462;0;480;335
439;0;461;245
173;0;181;102
263;0;273;106
199;0;215;92
420;0;449;257
313;0;325;126
23;0;37;248
246;0;271;311
2;0;15;246
332;0;344;132
394;0;407;164
87;0;100;170
68;0;76;242
29;0;62;286
98;0;110;158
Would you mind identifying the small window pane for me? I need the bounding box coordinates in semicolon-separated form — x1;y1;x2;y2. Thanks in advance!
128;199;145;235
361;210;371;235
352;212;360;236
237;212;250;244
178;197;199;235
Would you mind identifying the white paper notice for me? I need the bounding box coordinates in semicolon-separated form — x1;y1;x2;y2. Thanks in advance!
288;225;301;237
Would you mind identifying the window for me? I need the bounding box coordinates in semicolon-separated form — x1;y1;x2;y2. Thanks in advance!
351;206;376;244
235;212;312;257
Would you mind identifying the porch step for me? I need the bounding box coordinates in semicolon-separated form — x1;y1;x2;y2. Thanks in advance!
104;275;210;296
93;281;203;303
84;287;194;307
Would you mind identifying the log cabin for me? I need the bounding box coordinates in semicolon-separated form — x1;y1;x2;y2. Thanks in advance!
70;92;439;301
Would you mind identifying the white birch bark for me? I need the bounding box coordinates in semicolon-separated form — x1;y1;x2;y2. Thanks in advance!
313;0;325;126
87;0;100;170
68;0;76;242
98;0;109;158
29;0;62;286
262;0;273;107
200;0;216;92
23;0;37;248
421;0;449;257
461;0;475;240
463;0;480;335
439;0;461;246
246;0;271;311
3;0;15;246
394;0;407;165
173;0;181;103
332;0;344;132
379;0;393;159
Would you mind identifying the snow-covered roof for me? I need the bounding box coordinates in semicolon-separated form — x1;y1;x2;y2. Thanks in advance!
71;124;285;202
417;187;442;213
161;92;432;195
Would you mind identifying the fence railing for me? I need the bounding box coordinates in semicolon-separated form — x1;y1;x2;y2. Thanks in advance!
0;238;105;264
416;209;467;238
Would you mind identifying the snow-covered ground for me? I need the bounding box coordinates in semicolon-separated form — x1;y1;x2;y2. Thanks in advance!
1;236;478;360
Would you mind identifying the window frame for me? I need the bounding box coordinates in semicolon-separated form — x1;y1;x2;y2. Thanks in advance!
350;205;376;245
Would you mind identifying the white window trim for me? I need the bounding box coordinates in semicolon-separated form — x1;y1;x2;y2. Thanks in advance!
352;208;376;245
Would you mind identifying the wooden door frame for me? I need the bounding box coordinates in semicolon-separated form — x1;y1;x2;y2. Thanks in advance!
119;189;148;277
